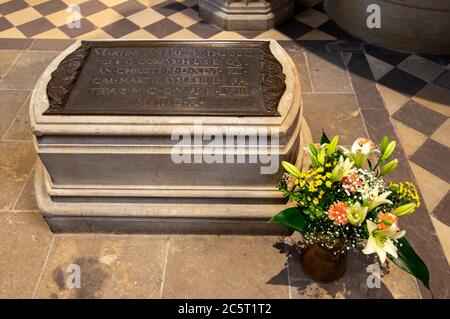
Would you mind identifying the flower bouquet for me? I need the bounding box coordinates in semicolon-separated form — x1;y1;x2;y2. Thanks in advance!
270;132;430;288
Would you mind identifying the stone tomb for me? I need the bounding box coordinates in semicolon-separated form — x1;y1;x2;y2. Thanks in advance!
31;40;310;234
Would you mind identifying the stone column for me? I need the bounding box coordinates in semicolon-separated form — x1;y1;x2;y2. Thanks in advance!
199;0;294;31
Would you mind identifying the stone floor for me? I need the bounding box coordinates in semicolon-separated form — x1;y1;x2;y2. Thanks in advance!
0;0;449;298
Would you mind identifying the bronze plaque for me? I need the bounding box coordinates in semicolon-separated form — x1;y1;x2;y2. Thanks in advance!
45;41;286;116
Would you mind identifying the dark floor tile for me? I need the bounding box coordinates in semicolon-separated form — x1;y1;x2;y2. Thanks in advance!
112;0;146;17
312;2;326;13
364;44;410;66
144;18;183;38
433;192;450;227
393;100;446;136
276;19;313;39
297;40;338;52
152;0;188;16
0;0;28;15
236;31;262;39
316;20;336;39
0;16;13;32
190;4;198;12
419;54;450;66
59;18;96;38
34;0;66;15
17;17;55;38
0;38;33;50
378;68;427;97
29;39;75;51
79;0;108;17
411;139;450;183
102;19;140;38
187;21;221;39
433;70;450;91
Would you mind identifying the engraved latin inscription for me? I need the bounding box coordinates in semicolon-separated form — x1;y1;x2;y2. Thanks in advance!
45;41;286;116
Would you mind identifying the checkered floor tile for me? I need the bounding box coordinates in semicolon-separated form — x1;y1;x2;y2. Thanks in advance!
366;45;450;230
0;0;337;40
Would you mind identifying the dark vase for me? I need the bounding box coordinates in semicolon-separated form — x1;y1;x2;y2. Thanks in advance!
300;243;347;283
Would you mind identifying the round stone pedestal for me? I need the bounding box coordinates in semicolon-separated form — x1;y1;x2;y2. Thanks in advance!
324;0;450;54
199;0;294;31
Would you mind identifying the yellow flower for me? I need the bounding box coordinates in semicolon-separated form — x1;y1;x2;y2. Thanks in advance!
294;179;299;185
315;180;323;187
317;167;324;173
300;180;306;187
326;172;332;178
325;163;332;168
313;198;319;205
325;181;332;188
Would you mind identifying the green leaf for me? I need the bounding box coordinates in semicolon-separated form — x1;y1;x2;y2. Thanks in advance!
388;237;430;290
320;130;330;145
269;207;307;233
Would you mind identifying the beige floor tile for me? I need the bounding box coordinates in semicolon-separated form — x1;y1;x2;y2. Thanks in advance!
0;50;20;77
164;28;201;40
413;84;450;117
207;31;247;40
25;0;50;5
294;8;329;28
86;8;123;28
5;7;42;26
78;28;113;39
14;165;38;211
3;96;32;141
306;51;353;93
397;55;445;82
255;29;292;41
431;119;450;148
122;29;157;40
34;235;168;298
376;83;409;115
168;8;200;28
62;0;89;5
431;217;450;265
0;141;36;210
33;28;70;39
0;51;59;89
0;90;30;138
0;27;26;38
410;161;449;212
99;0;128;6
46;9;72;27
302;93;367;145
0;212;53;298
391;119;427;157
298;29;336;41
162;236;290;298
127;8;164;28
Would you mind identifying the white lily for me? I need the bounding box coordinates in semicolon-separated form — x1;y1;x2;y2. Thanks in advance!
331;156;355;182
363;220;405;263
363;187;393;211
349;138;374;168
